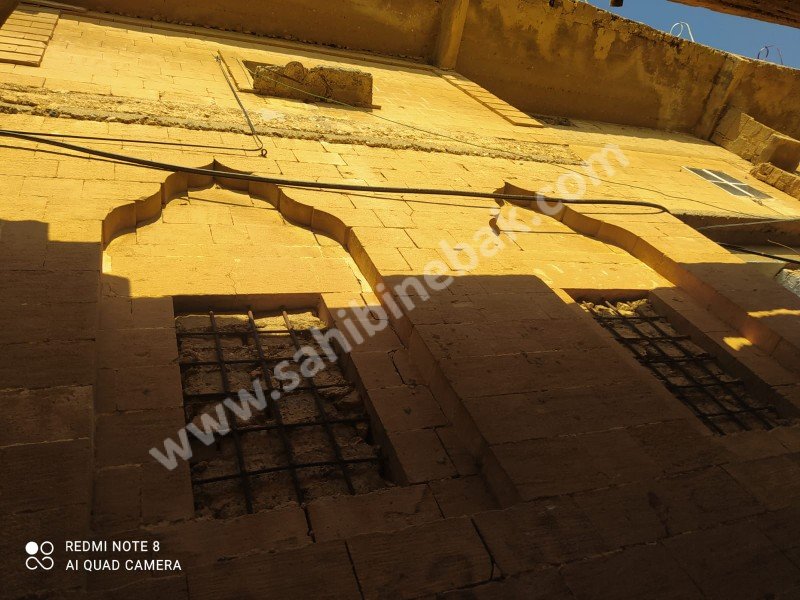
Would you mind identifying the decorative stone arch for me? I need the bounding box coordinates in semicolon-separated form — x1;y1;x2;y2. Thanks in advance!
95;161;385;519
498;181;800;415
90;163;479;571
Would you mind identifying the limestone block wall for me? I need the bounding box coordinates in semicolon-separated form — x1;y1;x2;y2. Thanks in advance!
44;0;800;139
456;0;800;141
2;11;800;600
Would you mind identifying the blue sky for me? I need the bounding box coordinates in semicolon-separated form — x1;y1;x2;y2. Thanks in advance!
585;0;799;69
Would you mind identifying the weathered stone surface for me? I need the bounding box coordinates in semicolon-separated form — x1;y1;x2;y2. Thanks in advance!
0;438;91;514
348;517;492;599
96;327;179;369
93;465;142;532
724;454;800;510
307;484;441;541
94;408;185;467
627;420;732;475
429;476;499;518
0;301;97;343
366;384;447;432
435;426;480;476
490;429;660;499
2;5;800;598
463;384;687;446
0;384;92;445
140;460;195;524
0;339;96;388
663;522;800;600
473;499;607;575
253;61;373;108
149;506;310;566
642;467;764;535
713;109;800;171
754;505;800;569
562;543;703;600
574;482;670;548
96;364;183;412
388;428;457;483
439;568;573;599
751;162;800;200
187;541;361;600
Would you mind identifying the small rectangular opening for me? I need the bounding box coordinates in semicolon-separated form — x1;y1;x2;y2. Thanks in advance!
684;167;771;200
176;307;388;518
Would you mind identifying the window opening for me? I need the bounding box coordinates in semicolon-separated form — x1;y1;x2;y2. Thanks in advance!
581;299;788;435
684;167;771;200
176;308;387;518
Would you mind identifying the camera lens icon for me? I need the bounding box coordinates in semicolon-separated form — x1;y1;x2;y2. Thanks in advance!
25;541;54;571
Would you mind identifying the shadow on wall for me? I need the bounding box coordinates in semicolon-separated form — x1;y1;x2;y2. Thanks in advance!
62;0;444;60
3;215;800;597
1;219;97;598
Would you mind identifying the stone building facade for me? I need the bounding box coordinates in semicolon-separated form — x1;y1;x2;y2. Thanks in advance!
1;1;800;599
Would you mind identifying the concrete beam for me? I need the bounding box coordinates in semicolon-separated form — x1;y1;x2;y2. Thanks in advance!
434;0;469;69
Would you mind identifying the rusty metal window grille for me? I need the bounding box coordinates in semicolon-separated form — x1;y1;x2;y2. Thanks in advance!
176;308;386;518
582;299;787;435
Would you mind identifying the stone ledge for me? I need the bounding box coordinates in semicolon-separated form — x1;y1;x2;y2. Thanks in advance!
713;108;800;172
751;162;800;200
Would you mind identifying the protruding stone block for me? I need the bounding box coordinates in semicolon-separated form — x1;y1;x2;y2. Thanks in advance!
252;61;373;108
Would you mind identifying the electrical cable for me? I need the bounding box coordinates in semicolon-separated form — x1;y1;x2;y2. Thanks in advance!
247;65;774;217
243;61;524;158
5;125;799;229
215;54;268;157
0;128;673;211
767;239;800;258
697;217;800;230
26;118;794;267
9;130;800;269
720;243;800;266
0;129;262;152
4;59;774;217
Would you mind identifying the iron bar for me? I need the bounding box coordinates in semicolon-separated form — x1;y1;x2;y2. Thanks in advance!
195;457;380;486
281;309;356;494
600;302;749;432
208;311;254;512
645;316;775;430
246;310;305;505
588;301;781;435
179;309;380;513
595;315;725;435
